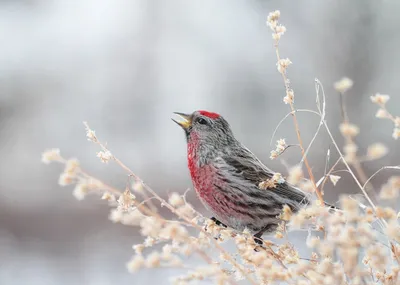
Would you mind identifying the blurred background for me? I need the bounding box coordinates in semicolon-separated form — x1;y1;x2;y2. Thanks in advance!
1;0;400;284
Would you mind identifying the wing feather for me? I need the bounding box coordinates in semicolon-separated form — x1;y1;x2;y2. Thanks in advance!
216;145;308;205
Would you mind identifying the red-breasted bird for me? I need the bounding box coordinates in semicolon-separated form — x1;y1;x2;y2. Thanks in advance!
173;110;310;242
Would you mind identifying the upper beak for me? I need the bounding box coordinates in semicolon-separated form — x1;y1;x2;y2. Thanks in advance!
172;112;192;129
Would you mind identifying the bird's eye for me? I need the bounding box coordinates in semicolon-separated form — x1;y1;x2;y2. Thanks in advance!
196;117;208;125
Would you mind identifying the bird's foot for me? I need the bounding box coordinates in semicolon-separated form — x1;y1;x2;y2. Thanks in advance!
204;217;228;241
211;217;227;228
253;229;267;251
253;236;264;245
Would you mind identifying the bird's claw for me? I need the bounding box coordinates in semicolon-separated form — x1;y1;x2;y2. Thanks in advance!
253;234;267;251
204;217;228;240
211;217;227;228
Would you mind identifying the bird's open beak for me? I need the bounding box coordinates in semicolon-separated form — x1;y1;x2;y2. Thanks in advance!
172;112;192;129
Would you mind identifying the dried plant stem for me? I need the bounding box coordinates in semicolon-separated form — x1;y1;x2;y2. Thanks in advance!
319;157;342;194
362;165;400;191
274;46;324;204
94;143;257;285
42;11;400;284
353;160;375;193
377;103;398;124
79;170;123;196
81;166;242;285
339;92;376;198
313;80;383;223
322;120;381;216
82;123;257;284
270;109;320;147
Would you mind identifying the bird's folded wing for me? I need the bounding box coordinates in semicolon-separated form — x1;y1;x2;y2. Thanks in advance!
216;146;308;204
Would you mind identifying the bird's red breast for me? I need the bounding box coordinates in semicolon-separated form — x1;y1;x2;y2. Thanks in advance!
187;132;217;204
187;131;239;219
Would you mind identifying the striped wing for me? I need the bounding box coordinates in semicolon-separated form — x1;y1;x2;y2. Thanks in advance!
215;145;308;206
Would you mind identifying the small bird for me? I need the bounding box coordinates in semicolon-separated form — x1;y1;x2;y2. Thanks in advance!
173;110;310;242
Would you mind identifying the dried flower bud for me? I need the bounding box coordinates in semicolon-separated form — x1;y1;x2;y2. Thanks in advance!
145;251;161;268
370;93;390;105
176;204;195;219
393;128;400;140
386;221;400;242
126;254;145;273
118;190;136;212
266;10;281;30
84;122;97;142
109;208;123;223
259;179;277;189
41;148;61;164
366;143;388;160
267;10;280;22
270;138;287;159
281;205;292;221
270;150;279;160
275;25;286;35
376;207;397;220
340;196;358;215
395;116;400;127
133;244;145;255
343;142;358;154
132;181;144;193
59;173;74;186
143;236;156;247
287;165;303;185
73;183;88;200
329;175;341;186
380;176;400;200
380;184;398;200
259;173;284;190
283;89;294;104
277;58;292;74
375;108;390;119
339;123;360;137
64;158;80;174
160;223;188;241
272;33;281;41
389;176;400;188
97;150;113;163
273;172;285;184
140;217;162;237
168;192;184;207
101;192;115;201
334;77;353;93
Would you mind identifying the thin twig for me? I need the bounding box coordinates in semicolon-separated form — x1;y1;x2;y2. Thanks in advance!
273;43;324;204
300;79;327;164
321;115;386;226
89;134;258;285
337;90;376;198
362;166;400;191
319;157;342;194
324;147;331;178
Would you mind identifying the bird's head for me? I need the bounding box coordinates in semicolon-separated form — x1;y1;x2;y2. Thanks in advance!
172;110;235;148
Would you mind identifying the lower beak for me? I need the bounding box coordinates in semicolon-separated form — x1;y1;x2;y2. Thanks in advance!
172;112;192;129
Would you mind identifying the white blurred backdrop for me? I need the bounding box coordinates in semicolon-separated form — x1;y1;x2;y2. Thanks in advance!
1;1;400;284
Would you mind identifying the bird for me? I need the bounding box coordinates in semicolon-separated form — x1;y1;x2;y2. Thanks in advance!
172;110;310;243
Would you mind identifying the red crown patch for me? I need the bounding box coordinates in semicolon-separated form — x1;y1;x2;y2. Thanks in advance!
198;110;220;119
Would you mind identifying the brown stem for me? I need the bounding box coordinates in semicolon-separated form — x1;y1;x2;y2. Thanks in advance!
107;153;257;284
274;46;324;204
